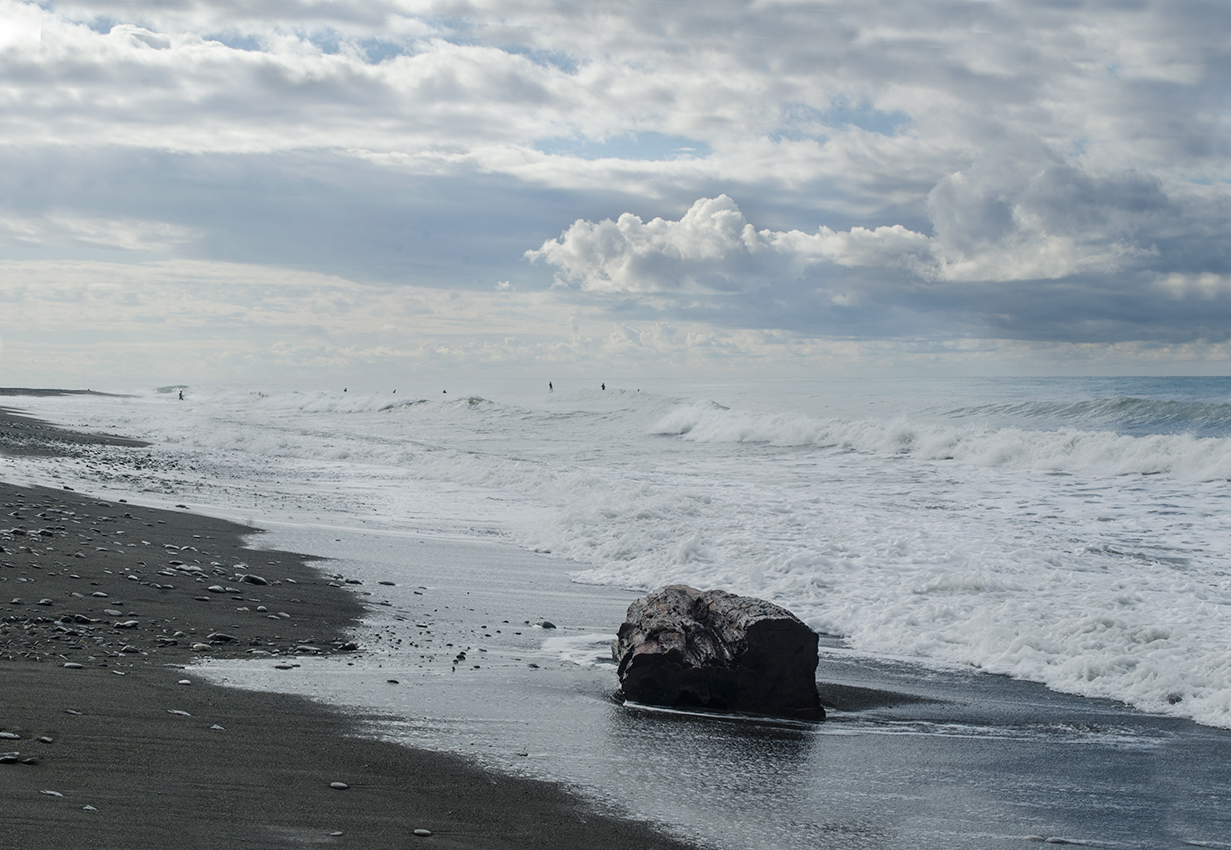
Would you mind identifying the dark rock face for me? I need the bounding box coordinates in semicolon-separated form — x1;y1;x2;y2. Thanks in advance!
612;585;824;721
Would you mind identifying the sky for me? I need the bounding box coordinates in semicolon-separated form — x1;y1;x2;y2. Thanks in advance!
0;0;1228;391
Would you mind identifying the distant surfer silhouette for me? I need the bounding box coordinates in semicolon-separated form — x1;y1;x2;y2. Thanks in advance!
178;390;183;400
549;382;553;392
601;383;605;391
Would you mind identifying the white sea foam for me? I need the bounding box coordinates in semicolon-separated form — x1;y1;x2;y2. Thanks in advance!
8;378;1231;729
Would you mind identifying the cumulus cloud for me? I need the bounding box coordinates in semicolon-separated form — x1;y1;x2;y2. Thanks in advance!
527;177;1185;294
526;195;938;294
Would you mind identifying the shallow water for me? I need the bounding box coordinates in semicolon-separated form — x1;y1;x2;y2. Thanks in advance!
191;524;1231;850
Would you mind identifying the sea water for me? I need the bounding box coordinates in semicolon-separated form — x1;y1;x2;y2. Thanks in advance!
6;377;1231;847
10;376;1231;728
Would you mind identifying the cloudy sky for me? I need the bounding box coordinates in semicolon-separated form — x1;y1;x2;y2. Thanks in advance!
0;0;1228;390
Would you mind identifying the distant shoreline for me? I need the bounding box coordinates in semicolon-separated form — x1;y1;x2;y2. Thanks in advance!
0;388;132;397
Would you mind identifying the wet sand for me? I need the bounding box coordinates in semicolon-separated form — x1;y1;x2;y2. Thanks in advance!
0;404;696;850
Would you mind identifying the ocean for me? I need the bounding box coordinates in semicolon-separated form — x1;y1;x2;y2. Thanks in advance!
6;376;1231;848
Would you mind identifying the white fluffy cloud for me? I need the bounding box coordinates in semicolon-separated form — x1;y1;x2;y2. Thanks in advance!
528;179;1182;293
526;195;936;292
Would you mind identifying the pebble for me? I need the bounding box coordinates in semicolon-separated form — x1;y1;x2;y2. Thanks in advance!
178;679;192;685
210;724;225;731
92;591;108;598
0;732;20;740
207;585;226;593
104;609;123;616
82;805;97;812
329;781;349;790
39;736;53;744
167;709;192;717
191;643;212;651
37;598;53;606
413;828;432;837
40;789;63;797
115;620;139;629
330;831;343;837
63;662;84;669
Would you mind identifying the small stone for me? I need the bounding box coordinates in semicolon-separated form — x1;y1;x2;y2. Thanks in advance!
83;805;97;812
21;756;39;765
330;831;344;837
115;620;139;629
167;709;191;717
274;663;295;669
329;781;349;790
178;679;192;685
539;621;556;629
207;632;237;643
191;643;212;651
40;789;63;797
378;580;396;586
0;754;19;764
37;598;53;606
104;609;122;616
413;828;432;837
210;724;225;731
207;585;226;593
38;736;53;744
63;663;84;669
92;592;108;598
386;679;399;684
241;574;268;586
0;732;19;740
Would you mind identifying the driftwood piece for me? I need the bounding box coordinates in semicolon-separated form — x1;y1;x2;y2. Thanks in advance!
612;585;824;720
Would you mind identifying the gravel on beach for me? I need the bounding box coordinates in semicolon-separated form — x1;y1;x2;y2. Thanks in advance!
1;400;697;850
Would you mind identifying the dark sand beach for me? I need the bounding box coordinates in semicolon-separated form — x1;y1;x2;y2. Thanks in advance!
0;402;696;850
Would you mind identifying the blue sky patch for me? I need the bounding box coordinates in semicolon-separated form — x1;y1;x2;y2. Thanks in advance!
534;132;711;161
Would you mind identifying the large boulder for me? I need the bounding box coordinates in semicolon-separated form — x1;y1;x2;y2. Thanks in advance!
612;585;824;721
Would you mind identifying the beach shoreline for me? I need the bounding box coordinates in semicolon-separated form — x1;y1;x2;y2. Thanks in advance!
0;403;697;850
8;394;1231;850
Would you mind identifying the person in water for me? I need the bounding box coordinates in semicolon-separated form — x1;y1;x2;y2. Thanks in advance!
601;383;605;390
549;382;553;392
